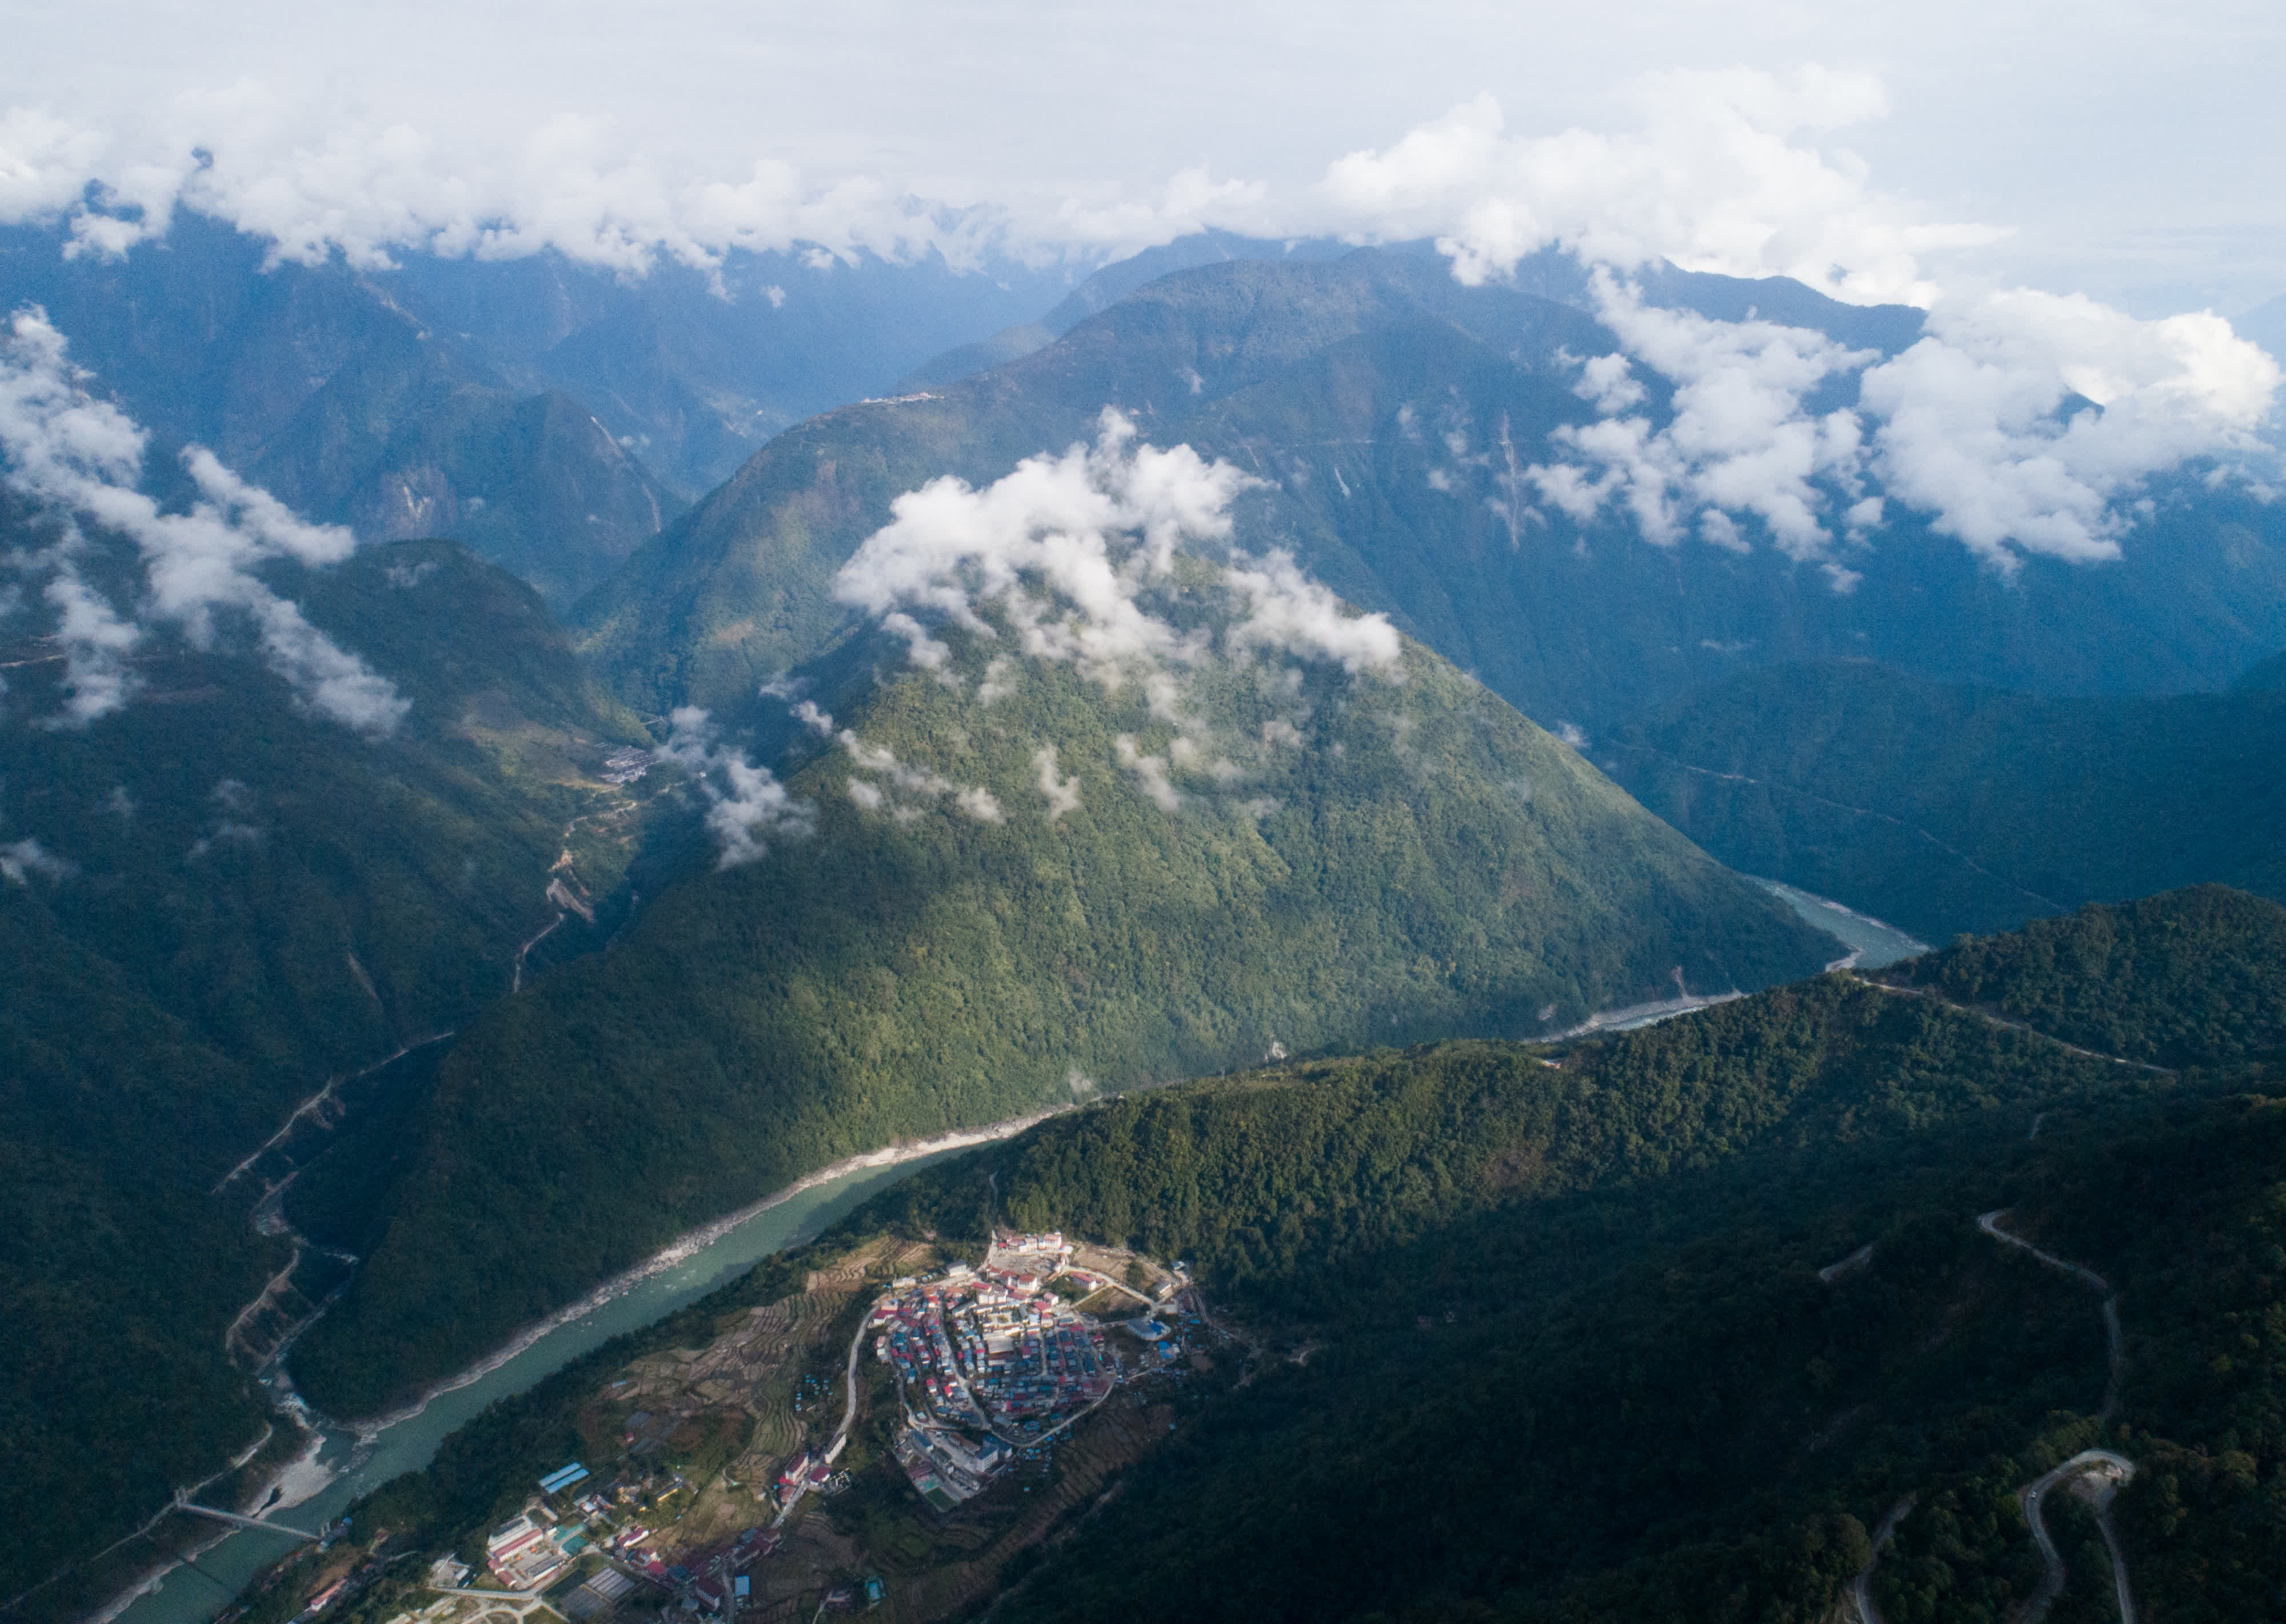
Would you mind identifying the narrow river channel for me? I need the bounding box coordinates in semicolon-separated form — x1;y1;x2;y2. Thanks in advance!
117;881;1921;1624
1750;878;1929;970
117;1147;981;1624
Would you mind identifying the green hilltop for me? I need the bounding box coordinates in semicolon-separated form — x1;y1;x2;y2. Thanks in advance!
292;599;1836;1415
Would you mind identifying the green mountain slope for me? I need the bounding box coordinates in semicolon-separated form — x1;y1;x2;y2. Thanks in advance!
327;885;2286;1624
573;247;2286;731
846;886;2286;1621
293;600;1835;1415
1602;661;2286;941
253;365;681;612
0;535;649;1605
1883;885;2286;1066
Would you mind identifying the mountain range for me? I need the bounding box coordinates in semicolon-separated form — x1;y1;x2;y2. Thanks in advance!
571;244;2286;737
291;539;1835;1416
340;884;2286;1624
6;218;2286;1621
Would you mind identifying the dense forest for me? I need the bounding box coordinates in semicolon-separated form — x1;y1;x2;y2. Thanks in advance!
316;885;2286;1623
1886;885;2286;1067
1604;659;2286;941
0;537;651;1605
293;618;1833;1415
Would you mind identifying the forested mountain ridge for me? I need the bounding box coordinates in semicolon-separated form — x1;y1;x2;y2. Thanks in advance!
1883;885;2286;1066
0;535;657;1603
832;883;2286;1620
0;215;1107;607
319;883;2286;1624
1603;659;2286;941
569;245;2286;731
291;589;1836;1415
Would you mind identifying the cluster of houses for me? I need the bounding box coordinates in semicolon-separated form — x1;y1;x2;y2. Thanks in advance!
864;1235;1126;1510
471;1458;800;1619
598;747;653;786
483;1510;585;1593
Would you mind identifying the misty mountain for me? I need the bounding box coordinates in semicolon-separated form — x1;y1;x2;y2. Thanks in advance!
0;216;1090;605
894;230;1356;390
573;245;2286;735
0;533;654;1598
1601;659;2286;941
289;575;1835;1416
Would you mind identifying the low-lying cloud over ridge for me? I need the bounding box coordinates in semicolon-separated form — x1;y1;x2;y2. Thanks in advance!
833;409;1402;701
809;411;1403;826
0;309;406;728
657;706;816;868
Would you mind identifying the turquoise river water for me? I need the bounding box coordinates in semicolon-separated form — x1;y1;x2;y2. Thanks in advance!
116;1147;980;1624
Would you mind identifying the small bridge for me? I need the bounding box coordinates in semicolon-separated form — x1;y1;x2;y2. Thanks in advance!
170;1491;321;1542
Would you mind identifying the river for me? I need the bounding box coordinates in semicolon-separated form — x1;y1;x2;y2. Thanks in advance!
115;881;1920;1624
114;1143;988;1624
1751;877;1929;970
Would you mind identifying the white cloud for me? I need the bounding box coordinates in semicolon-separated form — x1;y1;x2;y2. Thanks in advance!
834;409;1400;697
1859;290;2282;566
1221;546;1404;674
0;92;1247;275
657;706;816;868
0;308;406;730
1523;272;1874;567
1114;734;1182;812
832;410;1401;815
1317;72;2001;306
0;835;72;883
1033;743;1081;820
815;719;1003;825
953;784;1005;823
8;58;2272;582
1520;271;2281;573
0;99;1002;274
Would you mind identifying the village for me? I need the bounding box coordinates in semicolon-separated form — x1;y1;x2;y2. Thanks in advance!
317;1231;1221;1624
867;1231;1161;1512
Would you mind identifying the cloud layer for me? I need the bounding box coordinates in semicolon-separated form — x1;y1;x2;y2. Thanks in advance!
4;63;2275;573
1318;72;2000;307
834;409;1401;700
657;706;816;867
1520;271;2281;575
0;309;406;727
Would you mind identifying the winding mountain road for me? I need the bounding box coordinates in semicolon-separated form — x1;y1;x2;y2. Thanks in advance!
1845;1494;1915;1624
2018;1451;2138;1624
1977;1211;2137;1621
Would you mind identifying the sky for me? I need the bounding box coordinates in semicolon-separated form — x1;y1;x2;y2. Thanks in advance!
3;0;2284;315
